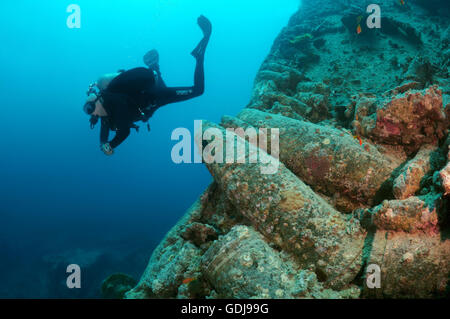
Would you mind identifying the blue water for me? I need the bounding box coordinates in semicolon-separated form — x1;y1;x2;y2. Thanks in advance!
0;0;299;297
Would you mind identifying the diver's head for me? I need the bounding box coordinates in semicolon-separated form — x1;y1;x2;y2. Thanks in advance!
84;93;107;117
83;93;98;115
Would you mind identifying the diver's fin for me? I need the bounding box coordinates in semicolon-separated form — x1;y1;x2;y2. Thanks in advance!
143;49;159;69
191;15;212;59
197;15;212;38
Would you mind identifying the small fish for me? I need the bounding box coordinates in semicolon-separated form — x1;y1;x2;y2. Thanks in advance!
342;130;364;147
182;277;196;285
357;24;362;34
353;135;363;146
399;0;405;5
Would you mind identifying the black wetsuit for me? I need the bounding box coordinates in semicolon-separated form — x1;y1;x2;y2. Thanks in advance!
99;55;205;149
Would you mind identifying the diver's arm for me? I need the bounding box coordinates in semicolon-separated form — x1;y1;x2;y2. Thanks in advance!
99;123;127;156
100;92;133;150
100;118;110;144
109;126;130;149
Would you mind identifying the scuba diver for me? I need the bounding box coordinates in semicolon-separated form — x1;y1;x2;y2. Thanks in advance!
83;15;212;156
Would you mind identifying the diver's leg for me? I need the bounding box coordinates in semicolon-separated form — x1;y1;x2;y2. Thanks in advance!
153;55;204;106
152;17;211;106
191;15;212;59
155;55;204;106
192;52;205;96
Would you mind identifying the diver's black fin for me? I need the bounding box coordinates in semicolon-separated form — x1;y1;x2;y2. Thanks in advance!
197;15;212;38
143;49;159;69
191;15;212;59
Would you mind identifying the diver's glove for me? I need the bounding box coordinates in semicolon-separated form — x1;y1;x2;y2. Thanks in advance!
100;143;114;156
89;115;99;129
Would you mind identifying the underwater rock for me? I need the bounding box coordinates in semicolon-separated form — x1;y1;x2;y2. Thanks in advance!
268;102;306;121
357;86;448;153
442;164;450;195
250;71;330;122
250;61;331;122
254;62;307;94
229;108;398;210
363;196;440;235
351;95;378;136
251;91;312;121
341;13;422;46
385;82;422;96
415;0;450;16
251;62;307;100
101;273;136;299
441;145;450;196
379;17;423;47
295;91;329;122
393;145;435;199
404;56;440;88
180;222;218;247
